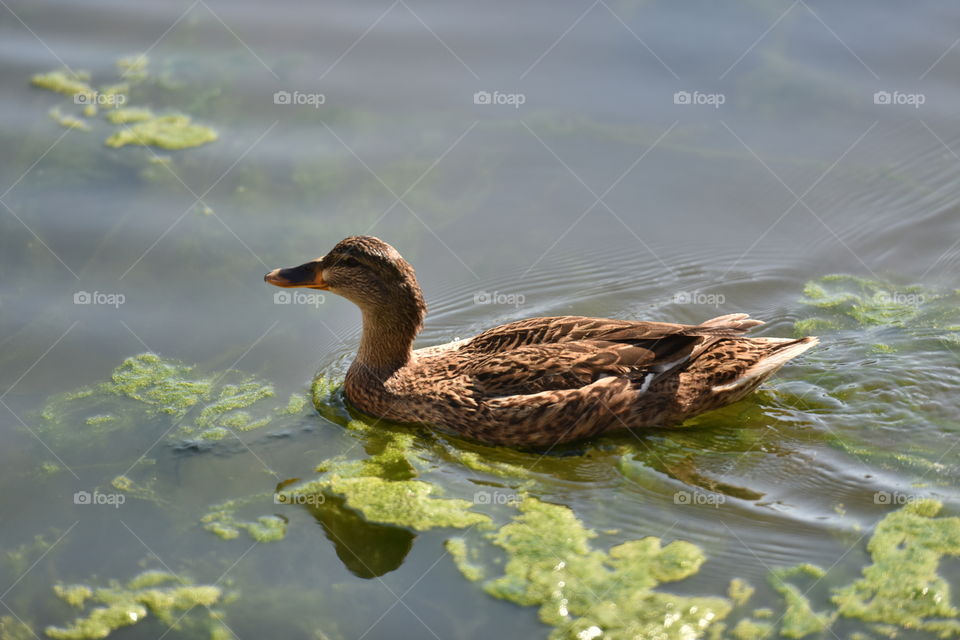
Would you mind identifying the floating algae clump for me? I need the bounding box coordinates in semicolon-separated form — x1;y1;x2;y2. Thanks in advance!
445;537;484;581
832;499;960;637
282;427;492;531
0;615;34;640
769;564;834;638
105;107;153;124
195;381;275;431
45;570;225;639
731;618;774;640
116;54;148;81
53;584;94;608
278;393;308;415
39;353;283;446
287;453;491;532
107;353;212;418
31;69;94;98
31;55;219;152
48;108;90;131
201;502;287;543
105;114;217;150
324;475;490;531
795;274;960;334
453;496;730;639
728;578;755;606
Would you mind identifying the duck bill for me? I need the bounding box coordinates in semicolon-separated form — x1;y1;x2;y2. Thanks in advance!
264;259;328;290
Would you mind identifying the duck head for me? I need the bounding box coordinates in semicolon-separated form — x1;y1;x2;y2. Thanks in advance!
265;236;426;371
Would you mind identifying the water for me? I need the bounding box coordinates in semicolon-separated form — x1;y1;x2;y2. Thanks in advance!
2;0;960;638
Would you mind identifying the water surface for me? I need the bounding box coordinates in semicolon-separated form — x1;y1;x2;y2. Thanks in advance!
2;1;960;638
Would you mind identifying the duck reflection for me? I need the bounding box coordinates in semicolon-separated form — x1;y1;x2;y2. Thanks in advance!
304;492;414;579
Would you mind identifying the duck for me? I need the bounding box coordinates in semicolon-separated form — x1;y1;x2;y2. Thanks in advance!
265;236;818;447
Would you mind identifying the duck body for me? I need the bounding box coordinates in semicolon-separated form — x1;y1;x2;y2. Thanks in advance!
266;236;818;448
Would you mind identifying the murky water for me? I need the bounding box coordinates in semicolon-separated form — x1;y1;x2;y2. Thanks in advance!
2;1;960;638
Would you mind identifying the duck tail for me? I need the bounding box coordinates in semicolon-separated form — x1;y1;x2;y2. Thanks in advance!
683;313;765;338
711;336;819;393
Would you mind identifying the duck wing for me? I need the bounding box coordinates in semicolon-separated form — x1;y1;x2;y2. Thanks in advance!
457;314;764;397
460;314;761;355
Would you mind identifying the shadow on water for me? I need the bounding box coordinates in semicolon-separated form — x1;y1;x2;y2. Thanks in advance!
306;493;415;579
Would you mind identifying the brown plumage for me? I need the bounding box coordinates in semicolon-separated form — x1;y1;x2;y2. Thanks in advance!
265;236;818;447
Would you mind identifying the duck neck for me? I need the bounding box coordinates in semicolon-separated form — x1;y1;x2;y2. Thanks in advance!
350;298;425;381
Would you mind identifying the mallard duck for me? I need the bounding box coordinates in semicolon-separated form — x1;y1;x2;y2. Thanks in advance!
265;236;818;447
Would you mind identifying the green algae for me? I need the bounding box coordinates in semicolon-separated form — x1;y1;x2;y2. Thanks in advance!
792;275;960;475
48;108;90;131
31;70;94;98
195;381;275;430
288;471;491;532
280;401;494;531
105;114;217;150
445;537;484;581
201;500;287;543
796;274;960;336
454;496;730;639
278;393;308;415
38;353;287;447
39;461;62;475
31;55;217;152
54;584;94;608
243;515;287;542
46;570;225;640
728;578;755;606
116;55;148;81
105;107;153;124
108;354;212;418
110;476;133;492
46;603;147;640
769;564;834;638
832;499;960;637
0;616;34;640
754;501;960;638
327;476;490;531
731;618;774;640
124;570;178;590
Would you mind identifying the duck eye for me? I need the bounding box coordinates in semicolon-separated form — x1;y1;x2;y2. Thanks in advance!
339;257;361;268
